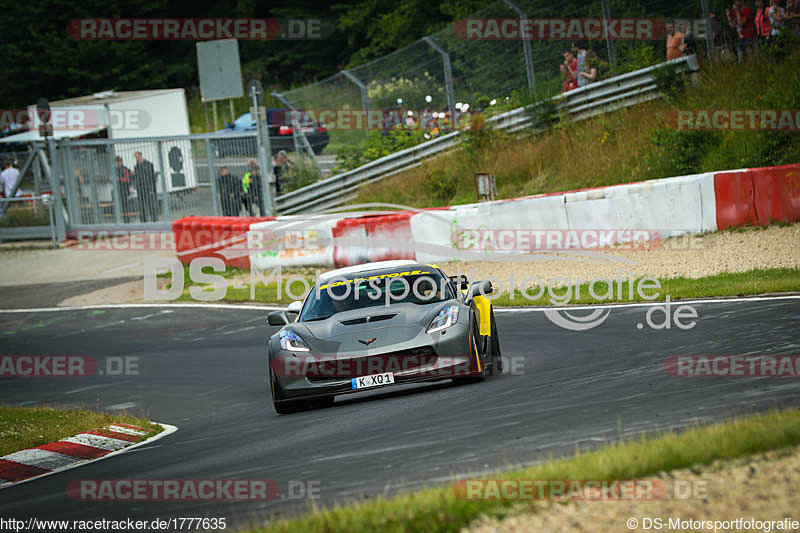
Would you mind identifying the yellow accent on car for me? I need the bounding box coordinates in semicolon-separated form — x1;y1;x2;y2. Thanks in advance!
473;295;492;336
471;334;481;373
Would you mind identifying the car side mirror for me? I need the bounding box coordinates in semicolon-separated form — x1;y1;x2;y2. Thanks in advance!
267;301;302;326
267;311;289;326
225;123;234;129
464;280;493;304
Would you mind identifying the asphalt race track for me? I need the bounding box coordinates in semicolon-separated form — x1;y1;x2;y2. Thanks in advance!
1;297;799;527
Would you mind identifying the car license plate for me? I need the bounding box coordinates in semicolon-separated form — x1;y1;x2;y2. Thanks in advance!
351;372;395;390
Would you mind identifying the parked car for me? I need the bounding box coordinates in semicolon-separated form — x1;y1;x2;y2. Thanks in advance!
210;109;329;158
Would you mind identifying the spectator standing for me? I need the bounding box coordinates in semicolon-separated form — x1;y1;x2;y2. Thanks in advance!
767;0;800;37
786;0;800;32
133;151;158;222
727;0;758;62
272;150;290;197
666;22;685;59
755;0;773;41
560;51;578;93
0;160;21;199
709;11;725;45
241;160;263;216
571;42;597;88
113;156;134;222
679;21;698;55
217;166;240;216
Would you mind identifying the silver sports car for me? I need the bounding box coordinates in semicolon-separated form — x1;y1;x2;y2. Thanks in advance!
266;260;502;414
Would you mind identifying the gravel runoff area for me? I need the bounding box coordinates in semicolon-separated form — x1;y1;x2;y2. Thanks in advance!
439;223;800;291
463;445;800;533
0;223;797;307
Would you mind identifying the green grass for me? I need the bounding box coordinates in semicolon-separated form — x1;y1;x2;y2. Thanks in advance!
175;278;315;305
488;268;800;307
173;266;799;307
0;405;161;457
168;264;315;305
240;408;800;533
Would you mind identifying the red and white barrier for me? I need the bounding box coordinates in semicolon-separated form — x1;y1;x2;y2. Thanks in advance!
332;212;416;266
248;216;338;271
170;163;799;269
714;163;800;229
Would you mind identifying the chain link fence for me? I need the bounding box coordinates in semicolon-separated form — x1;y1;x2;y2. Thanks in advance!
52;133;276;228
278;0;735;155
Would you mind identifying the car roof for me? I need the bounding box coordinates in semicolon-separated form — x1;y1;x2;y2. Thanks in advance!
319;260;425;281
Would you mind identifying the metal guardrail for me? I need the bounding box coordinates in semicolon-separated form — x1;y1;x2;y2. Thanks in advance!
275;55;700;215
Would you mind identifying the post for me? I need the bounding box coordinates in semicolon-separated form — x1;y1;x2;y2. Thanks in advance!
700;0;714;62
32;152;42;195
212;101;219;131
601;0;617;73
61;142;79;224
229;99;236;124
342;70;370;112
504;0;537;100
41;143;66;242
108;147;121;224
157;141;170;220
204;101;210;133
47;191;56;248
89;157;100;224
423;36;456;127
205;138;221;215
251;82;274;215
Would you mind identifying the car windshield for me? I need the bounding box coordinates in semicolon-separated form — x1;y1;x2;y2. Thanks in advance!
299;270;454;322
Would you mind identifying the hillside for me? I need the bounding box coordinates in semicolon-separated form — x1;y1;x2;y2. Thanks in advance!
350;43;800;208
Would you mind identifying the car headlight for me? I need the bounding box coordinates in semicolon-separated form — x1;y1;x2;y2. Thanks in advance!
427;305;459;333
279;330;310;352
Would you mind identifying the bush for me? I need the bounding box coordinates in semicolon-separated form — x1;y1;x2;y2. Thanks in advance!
281;156;323;193
423;168;459;203
335;126;428;172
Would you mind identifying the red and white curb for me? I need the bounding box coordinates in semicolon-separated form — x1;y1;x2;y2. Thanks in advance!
0;422;177;490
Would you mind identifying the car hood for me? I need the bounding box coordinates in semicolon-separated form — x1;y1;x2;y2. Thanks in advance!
290;301;453;353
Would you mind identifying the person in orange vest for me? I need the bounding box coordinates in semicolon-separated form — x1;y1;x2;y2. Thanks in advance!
665;21;685;60
755;0;773;42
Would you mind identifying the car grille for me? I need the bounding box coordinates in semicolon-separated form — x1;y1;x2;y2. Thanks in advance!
306;346;437;383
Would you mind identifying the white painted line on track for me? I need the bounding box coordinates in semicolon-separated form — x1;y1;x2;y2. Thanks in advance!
493;294;800;312
0;294;796;315
0;303;285;313
102;261;140;275
105;402;139;411
65;381;133;395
